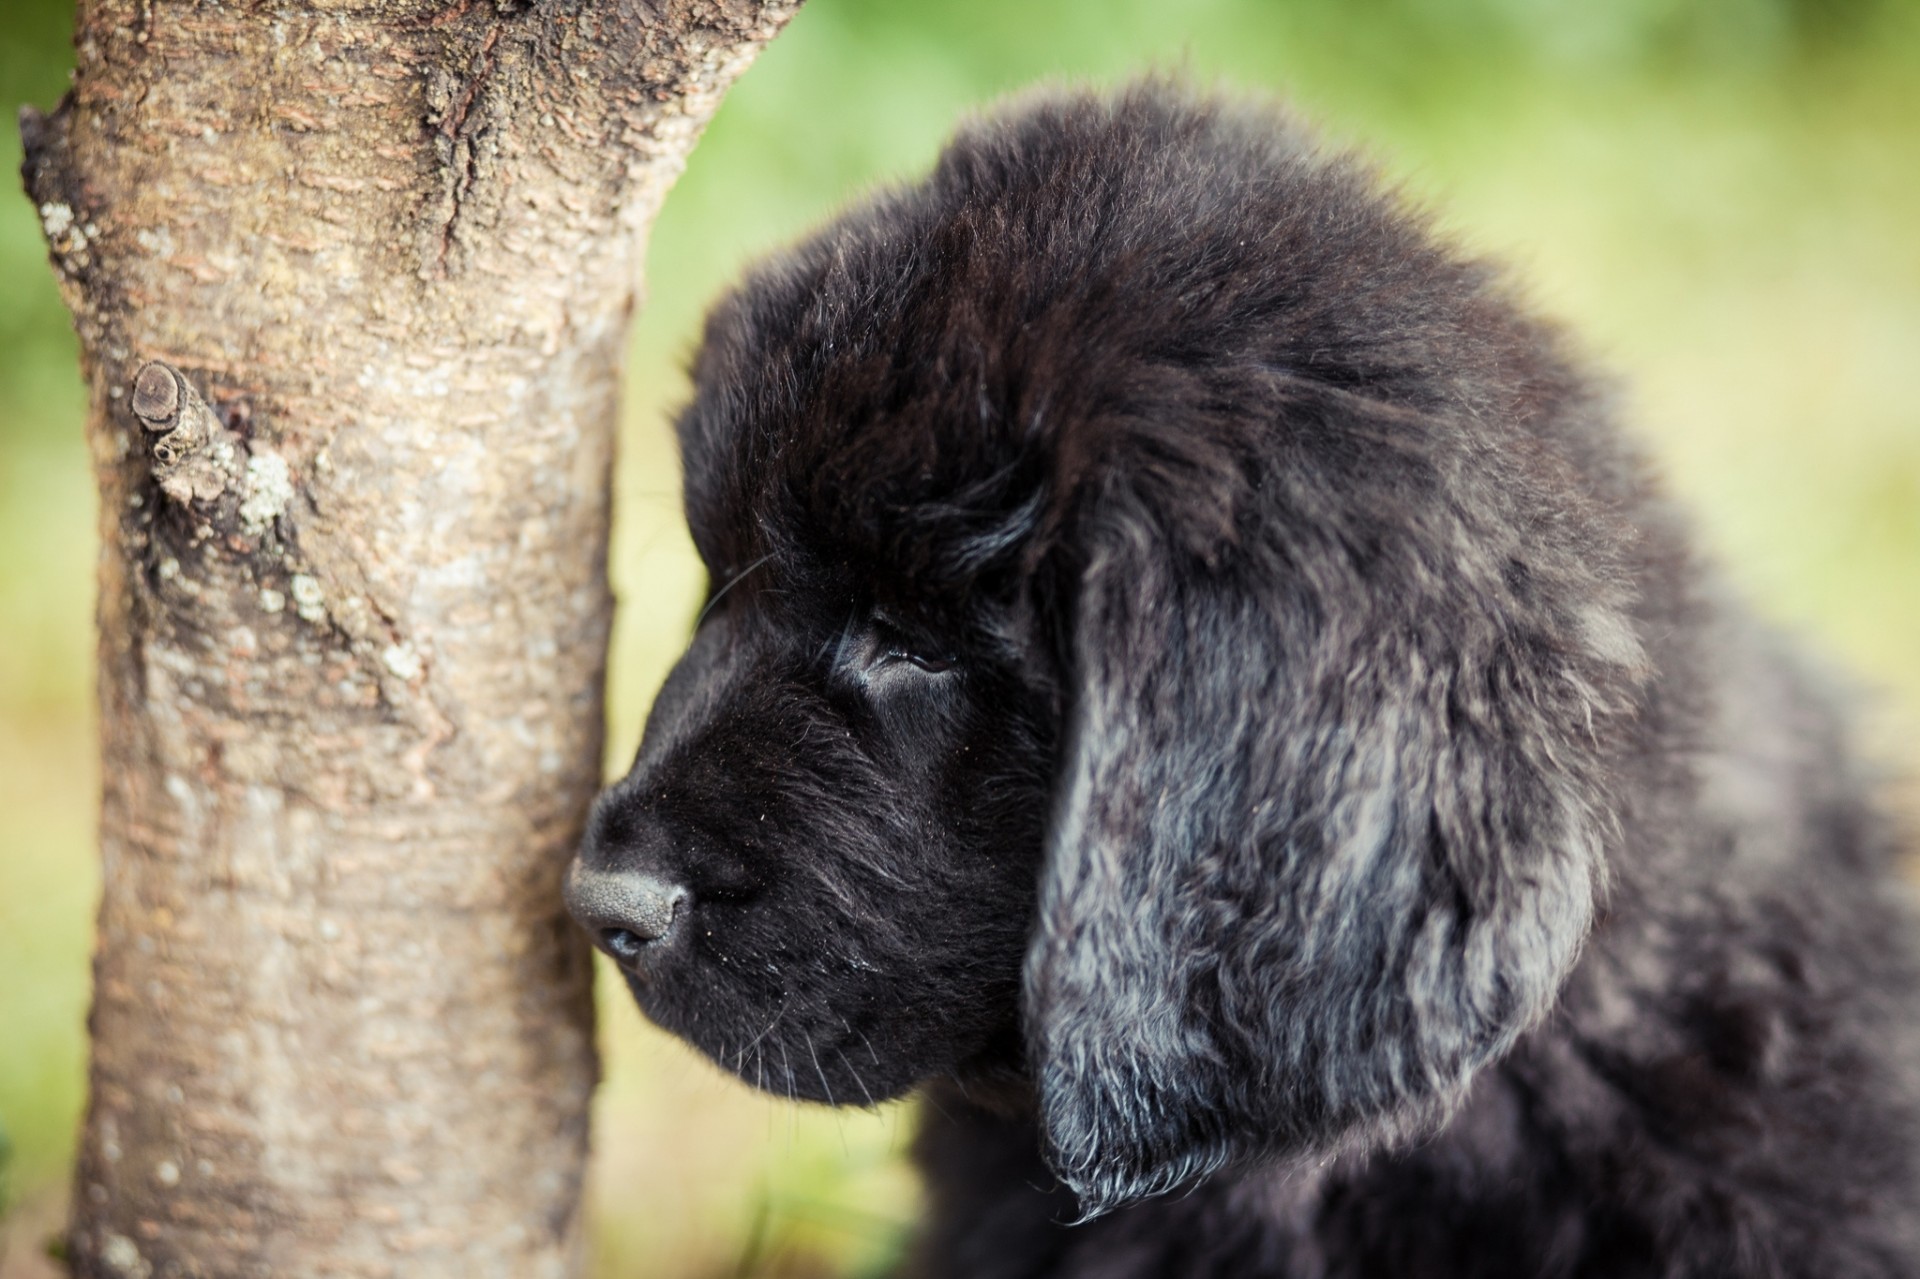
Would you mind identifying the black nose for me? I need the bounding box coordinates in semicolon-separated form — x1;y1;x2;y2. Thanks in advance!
564;863;690;963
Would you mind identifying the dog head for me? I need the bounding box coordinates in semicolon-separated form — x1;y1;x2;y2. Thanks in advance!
568;83;1648;1217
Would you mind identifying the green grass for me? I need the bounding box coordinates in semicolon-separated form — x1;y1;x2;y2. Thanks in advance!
3;0;1917;1273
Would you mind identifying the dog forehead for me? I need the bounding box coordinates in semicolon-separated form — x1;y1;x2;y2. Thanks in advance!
680;166;1201;570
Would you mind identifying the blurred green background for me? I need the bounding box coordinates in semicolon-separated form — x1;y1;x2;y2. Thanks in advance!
3;0;1917;1274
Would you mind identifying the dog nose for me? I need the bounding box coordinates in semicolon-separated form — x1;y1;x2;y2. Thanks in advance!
564;863;690;963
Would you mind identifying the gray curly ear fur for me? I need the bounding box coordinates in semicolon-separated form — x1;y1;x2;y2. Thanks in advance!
1025;373;1651;1217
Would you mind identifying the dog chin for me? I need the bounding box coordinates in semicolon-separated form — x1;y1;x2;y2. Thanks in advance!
614;971;929;1107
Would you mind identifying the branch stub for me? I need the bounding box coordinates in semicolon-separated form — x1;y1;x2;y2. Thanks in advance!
132;362;181;430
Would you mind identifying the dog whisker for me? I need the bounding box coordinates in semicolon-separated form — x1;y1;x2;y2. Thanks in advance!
694;550;775;629
808;1039;837;1108
837;1045;878;1109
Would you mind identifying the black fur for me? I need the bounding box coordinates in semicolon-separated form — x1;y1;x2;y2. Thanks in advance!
570;82;1920;1276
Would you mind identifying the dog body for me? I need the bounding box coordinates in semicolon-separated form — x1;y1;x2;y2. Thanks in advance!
568;85;1920;1276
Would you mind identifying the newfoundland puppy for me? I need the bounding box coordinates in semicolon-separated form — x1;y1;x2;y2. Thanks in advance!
566;83;1920;1276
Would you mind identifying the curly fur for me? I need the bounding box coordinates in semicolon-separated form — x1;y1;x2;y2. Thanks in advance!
568;81;1920;1276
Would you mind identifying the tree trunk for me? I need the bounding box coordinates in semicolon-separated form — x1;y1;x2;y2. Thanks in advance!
20;2;798;1275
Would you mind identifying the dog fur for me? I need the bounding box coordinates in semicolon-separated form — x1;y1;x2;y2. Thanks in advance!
570;82;1920;1276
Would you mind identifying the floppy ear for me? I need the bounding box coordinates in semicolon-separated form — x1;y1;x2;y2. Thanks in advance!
1024;391;1646;1217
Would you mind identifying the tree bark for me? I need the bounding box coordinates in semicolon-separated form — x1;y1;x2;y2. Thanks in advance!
20;2;798;1275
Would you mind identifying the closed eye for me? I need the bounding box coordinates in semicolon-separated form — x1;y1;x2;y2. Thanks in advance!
870;611;959;677
886;648;957;675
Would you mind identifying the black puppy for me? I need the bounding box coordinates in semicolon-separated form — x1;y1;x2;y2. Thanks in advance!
567;83;1920;1276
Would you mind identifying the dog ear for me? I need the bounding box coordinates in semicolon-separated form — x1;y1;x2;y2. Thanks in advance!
1024;384;1645;1218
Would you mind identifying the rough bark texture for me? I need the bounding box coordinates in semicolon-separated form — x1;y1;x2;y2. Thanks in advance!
20;2;799;1275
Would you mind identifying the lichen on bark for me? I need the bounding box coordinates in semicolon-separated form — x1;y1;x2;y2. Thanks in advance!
20;1;802;1275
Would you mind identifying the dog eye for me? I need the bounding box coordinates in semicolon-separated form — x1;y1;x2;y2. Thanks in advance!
869;613;959;676
887;649;957;675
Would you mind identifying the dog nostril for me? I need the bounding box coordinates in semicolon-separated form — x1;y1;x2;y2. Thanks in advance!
600;928;648;963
